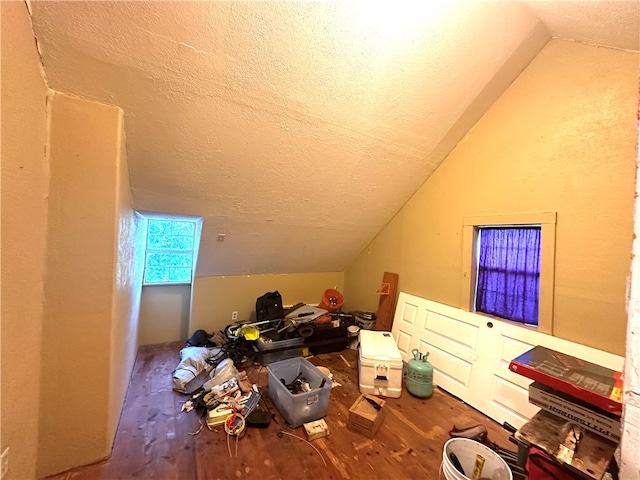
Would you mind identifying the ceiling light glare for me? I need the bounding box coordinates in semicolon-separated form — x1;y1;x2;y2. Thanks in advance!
349;0;447;43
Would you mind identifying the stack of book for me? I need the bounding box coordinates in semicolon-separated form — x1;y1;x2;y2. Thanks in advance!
509;346;622;442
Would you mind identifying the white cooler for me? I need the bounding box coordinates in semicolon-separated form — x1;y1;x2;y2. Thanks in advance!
358;330;403;398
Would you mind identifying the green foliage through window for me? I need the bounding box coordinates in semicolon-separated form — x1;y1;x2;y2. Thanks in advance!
144;219;196;284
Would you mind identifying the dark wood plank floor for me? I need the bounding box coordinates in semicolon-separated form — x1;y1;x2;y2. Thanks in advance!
48;342;513;480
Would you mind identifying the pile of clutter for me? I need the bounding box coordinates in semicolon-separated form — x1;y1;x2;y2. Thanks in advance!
171;329;277;459
179;358;260;428
227;290;377;344
281;372;313;394
171;326;336;461
169;288;378;457
171;329;250;395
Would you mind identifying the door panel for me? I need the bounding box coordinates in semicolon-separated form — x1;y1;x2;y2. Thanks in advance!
420;339;474;391
421;328;477;364
423;311;480;350
393;301;420;360
487;375;537;426
422;310;483;401
395;329;414;359
392;292;624;429
477;325;540;427
399;300;419;328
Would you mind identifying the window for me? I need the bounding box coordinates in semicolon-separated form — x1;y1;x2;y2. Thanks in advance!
475;226;541;325
461;213;556;333
143;218;196;284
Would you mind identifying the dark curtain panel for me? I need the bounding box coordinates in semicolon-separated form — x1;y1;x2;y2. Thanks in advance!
476;227;541;325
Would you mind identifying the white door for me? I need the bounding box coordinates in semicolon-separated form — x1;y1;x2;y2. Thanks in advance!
392;292;623;429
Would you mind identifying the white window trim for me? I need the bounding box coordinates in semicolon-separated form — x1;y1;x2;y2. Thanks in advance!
461;212;557;334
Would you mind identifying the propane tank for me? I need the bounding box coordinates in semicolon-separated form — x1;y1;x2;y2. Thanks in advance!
406;348;433;398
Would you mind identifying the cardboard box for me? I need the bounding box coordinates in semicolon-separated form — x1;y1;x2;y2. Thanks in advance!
509;345;623;415
528;382;621;442
304;419;330;441
348;394;386;438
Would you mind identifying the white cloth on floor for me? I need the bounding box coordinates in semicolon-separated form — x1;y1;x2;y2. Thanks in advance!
202;358;238;392
172;346;219;394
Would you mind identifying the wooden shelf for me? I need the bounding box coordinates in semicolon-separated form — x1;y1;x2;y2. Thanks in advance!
376;282;391;295
375;272;398;332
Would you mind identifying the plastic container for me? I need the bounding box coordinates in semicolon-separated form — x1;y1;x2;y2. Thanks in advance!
267;357;332;428
255;332;304;365
441;438;513;480
347;325;360;337
353;311;376;330
319;288;344;312
358;330;403;398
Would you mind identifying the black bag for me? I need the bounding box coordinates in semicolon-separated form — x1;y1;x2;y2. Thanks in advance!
186;329;216;347
256;291;284;322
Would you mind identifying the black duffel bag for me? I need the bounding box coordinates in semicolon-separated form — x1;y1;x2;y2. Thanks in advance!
256;291;284;322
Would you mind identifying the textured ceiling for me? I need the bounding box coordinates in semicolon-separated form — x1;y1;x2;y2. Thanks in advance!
28;1;639;277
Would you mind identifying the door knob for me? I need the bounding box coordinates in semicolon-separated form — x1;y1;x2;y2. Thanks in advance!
486;321;493;328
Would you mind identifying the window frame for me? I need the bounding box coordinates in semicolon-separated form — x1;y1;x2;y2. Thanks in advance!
142;217;197;286
461;212;557;334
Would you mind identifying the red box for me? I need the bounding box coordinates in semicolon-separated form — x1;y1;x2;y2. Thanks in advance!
509;346;623;415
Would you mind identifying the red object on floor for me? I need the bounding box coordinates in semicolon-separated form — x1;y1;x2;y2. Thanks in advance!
526;447;580;480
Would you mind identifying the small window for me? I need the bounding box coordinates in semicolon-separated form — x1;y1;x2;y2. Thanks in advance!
461;213;556;333
475;226;541;325
143;218;196;284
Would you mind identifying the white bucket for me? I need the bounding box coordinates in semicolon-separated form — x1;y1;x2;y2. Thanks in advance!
440;438;513;480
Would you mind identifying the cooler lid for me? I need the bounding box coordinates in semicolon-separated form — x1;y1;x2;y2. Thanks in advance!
360;330;402;362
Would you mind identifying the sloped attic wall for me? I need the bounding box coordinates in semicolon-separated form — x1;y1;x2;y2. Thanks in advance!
0;2;49;478
38;93;143;477
27;1;551;277
344;39;639;357
2;4;144;477
27;0;556;347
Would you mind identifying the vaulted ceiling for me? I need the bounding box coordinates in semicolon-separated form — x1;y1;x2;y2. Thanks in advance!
28;1;639;277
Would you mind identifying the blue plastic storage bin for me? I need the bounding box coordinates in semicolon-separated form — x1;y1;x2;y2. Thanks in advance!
267;357;332;428
256;332;305;365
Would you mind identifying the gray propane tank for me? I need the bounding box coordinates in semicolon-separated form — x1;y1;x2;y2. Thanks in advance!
406;348;433;398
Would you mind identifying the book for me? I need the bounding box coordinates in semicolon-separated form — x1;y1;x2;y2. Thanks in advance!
529;381;621;442
509;345;623;415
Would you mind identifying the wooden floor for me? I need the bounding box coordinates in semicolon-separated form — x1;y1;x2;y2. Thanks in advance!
49;342;513;480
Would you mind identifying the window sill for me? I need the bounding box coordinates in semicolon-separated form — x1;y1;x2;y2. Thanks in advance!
473;310;540;332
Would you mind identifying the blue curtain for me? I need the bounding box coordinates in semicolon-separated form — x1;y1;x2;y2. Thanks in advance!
475;227;541;325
